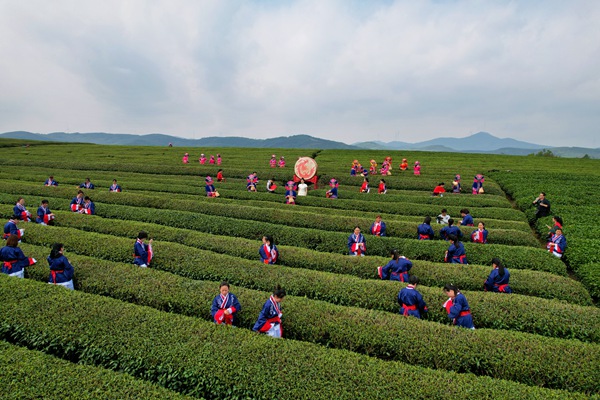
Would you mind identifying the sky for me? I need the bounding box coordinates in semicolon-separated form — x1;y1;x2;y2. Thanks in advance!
1;0;599;148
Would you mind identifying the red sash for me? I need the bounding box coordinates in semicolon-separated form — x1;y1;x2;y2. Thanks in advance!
215;294;235;325
50;269;64;284
263;245;276;264
371;223;381;236
350;243;364;255
3;260;16;271
458;310;471;317
418;234;429;240
401;304;417;316
495;284;509;293
472;230;484;243
453;254;467;264
259;296;282;333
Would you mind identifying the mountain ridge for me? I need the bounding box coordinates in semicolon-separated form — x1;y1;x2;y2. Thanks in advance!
1;130;598;158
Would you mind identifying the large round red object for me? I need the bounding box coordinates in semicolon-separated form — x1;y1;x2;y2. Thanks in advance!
294;157;318;179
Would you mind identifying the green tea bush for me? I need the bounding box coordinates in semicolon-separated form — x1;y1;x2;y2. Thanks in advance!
0;277;597;396
0;341;193;399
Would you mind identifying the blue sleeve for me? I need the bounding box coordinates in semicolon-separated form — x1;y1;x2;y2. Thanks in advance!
484;269;497;287
381;260;394;279
210;296;219;318
347;235;353;249
381;222;386;236
62;257;75;281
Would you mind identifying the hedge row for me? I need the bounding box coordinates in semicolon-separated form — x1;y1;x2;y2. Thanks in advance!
0;191;563;275
0;167;514;209
1;184;536;246
0;174;533;232
16;206;589;306
0;341;193;400
19;226;599;343
577;262;600;300
490;170;600;299
17;244;600;394
0;277;597;396
0;177;528;223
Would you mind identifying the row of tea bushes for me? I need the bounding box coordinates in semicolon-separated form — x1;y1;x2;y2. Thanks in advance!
2;187;535;247
0;277;597;396
0;341;192;399
18;227;599;342
0;167;514;209
18;207;588;305
0;178;527;223
0;193;565;275
490;170;600;300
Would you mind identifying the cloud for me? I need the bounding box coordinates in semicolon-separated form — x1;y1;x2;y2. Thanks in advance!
0;0;598;147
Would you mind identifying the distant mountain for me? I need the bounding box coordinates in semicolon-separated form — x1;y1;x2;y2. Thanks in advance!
0;131;357;150
354;132;546;151
2;130;597;158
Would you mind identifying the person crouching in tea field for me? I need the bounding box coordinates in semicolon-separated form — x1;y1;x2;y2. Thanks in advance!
3;218;24;240
0;235;36;278
326;178;338;199
259;235;278;264
285;181;297;205
13;197;32;221
78;177;95;189
370;215;386;237
205;176;219;197
109;179;122;192
360;177;370;193
471;222;488;244
484;258;512;293
458;209;474;226
70;190;85;212
443;283;474;329
437;209;450;225
378;179;387;194
398;276;428;318
432;182;445;196
413;161;421;176
472;174;485;194
267;177;277;193
445;235;467;264
211;281;241;326
348;226;366;256
547;228;566;258
377;250;412;282
48;243;75;290
133;231;153;268
44;175;58;186
36;200;55;225
417;216;435;240
253;286;286;338
80;196;95;215
247;172;258;192
440;219;462;241
546;215;563;241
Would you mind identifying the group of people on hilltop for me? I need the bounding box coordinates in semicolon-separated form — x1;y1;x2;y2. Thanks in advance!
183;153;222;165
350;158;421;177
268;154;286;168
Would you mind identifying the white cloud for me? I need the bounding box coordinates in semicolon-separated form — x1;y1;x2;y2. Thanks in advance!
0;0;598;146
